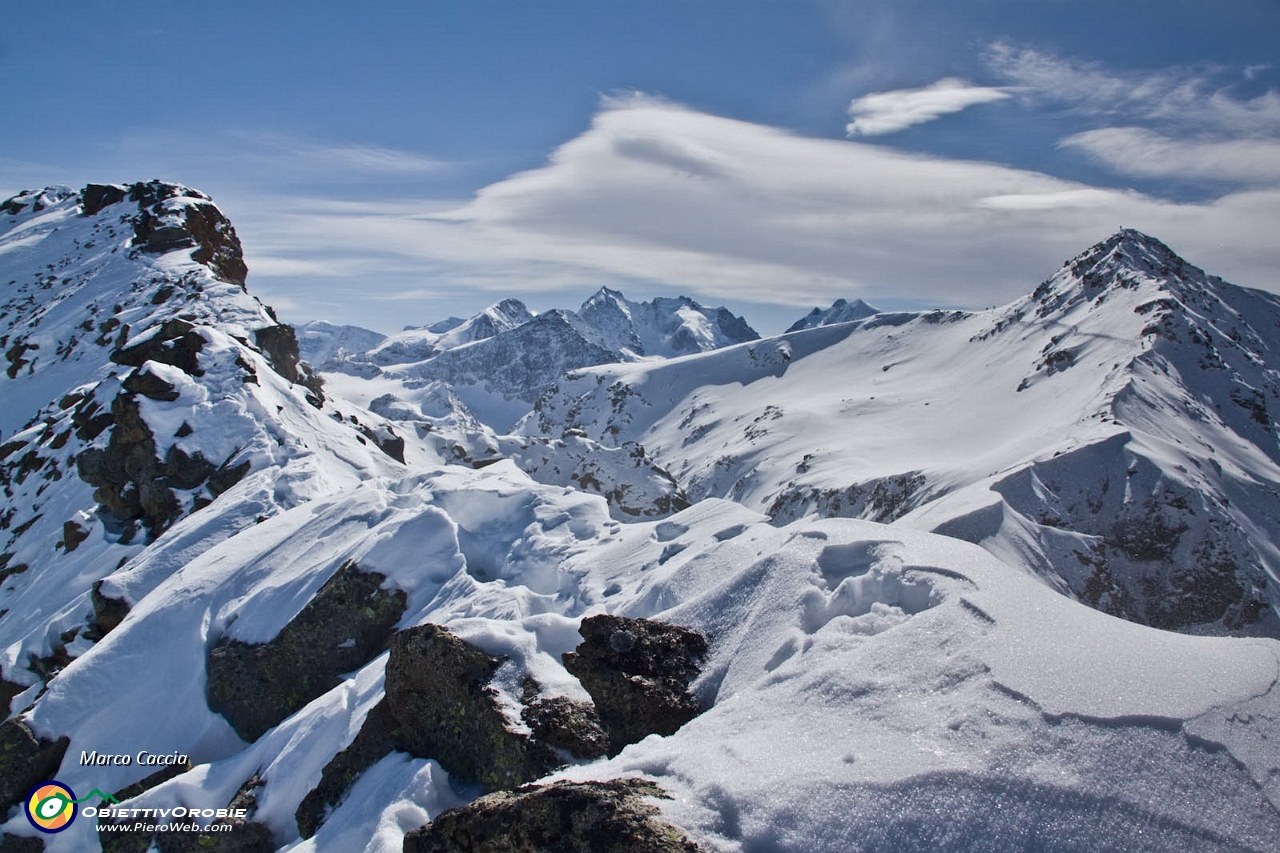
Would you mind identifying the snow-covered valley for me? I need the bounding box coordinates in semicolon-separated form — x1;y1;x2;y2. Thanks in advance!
2;183;1279;851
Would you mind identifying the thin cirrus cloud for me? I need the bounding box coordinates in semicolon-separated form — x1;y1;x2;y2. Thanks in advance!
243;94;1280;332
1062;127;1280;185
985;43;1280;134
845;78;1012;136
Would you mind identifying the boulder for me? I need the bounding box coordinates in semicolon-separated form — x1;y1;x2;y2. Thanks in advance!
206;562;406;741
401;779;702;853
562;615;707;755
384;624;554;791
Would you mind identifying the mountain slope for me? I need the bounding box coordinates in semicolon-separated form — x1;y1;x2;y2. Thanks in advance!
0;182;413;713
523;231;1280;634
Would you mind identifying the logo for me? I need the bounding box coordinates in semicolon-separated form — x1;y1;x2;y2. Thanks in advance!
24;782;119;834
25;782;77;833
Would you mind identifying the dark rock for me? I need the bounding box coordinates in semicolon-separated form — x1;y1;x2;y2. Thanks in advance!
254;324;326;404
562;616;707;755
402;778;703;853
0;719;70;818
520;684;609;761
357;423;406;464
296;699;402;839
122;367;180;402
206;562;406;741
110;319;205;375
385;624;554;791
0;833;44;852
100;772;272;853
253;325;302;384
0;676;26;717
81;184;128;216
76;393;182;537
128;183;247;289
86;580;130;641
110;757;192;803
61;520;89;553
206;458;251;497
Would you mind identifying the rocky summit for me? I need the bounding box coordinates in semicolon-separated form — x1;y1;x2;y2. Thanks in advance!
1;184;1279;852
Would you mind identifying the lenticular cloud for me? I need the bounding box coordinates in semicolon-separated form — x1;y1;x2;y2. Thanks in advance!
845;77;1011;136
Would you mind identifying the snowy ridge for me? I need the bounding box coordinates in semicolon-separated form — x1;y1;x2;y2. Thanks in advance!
524;231;1280;634
0;183;413;705
2;186;1280;852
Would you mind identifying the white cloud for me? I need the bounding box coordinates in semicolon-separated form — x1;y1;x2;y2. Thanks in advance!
846;78;1011;136
237;96;1280;328
1062;128;1280;185
986;43;1280;135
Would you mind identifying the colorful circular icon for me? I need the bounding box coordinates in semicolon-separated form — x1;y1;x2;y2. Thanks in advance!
24;781;77;833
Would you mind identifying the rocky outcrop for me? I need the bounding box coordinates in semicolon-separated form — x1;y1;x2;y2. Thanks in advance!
401;779;703;853
519;683;609;761
298;626;612;839
126;181;248;288
563;615;707;755
384;625;554;790
206;562;406;741
254;324;325;406
74;388;248;542
0;719;70;819
0;833;44;852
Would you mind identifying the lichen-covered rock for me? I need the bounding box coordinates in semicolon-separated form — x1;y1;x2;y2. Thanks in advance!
295;699;403;838
385;624;554;791
519;684;609;760
0;719;70;818
562;615;707;755
401;779;703;853
206;562;406;741
298;638;612;838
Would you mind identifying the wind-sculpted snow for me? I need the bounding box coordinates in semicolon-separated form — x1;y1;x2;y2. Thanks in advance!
527;231;1280;634
8;467;1280;851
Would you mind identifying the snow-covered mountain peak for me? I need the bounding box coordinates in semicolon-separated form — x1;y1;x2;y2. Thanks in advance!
576;287;758;359
787;297;879;332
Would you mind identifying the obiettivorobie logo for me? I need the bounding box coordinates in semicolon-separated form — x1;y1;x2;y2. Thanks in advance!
24;781;119;834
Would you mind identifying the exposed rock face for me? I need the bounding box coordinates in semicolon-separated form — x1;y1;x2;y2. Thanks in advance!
295;698;404;839
206;562;406;741
519;685;609;761
0;718;70;818
254;324;325;405
85;580;131;640
401;779;703;853
384;624;554;790
562;615;707;755
299;625;616;838
126;180;248;288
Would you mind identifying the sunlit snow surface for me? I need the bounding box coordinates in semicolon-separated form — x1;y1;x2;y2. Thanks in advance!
3;193;1280;851
12;470;1280;852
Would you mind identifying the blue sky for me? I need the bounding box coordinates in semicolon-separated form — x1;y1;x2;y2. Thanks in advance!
4;1;1279;334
